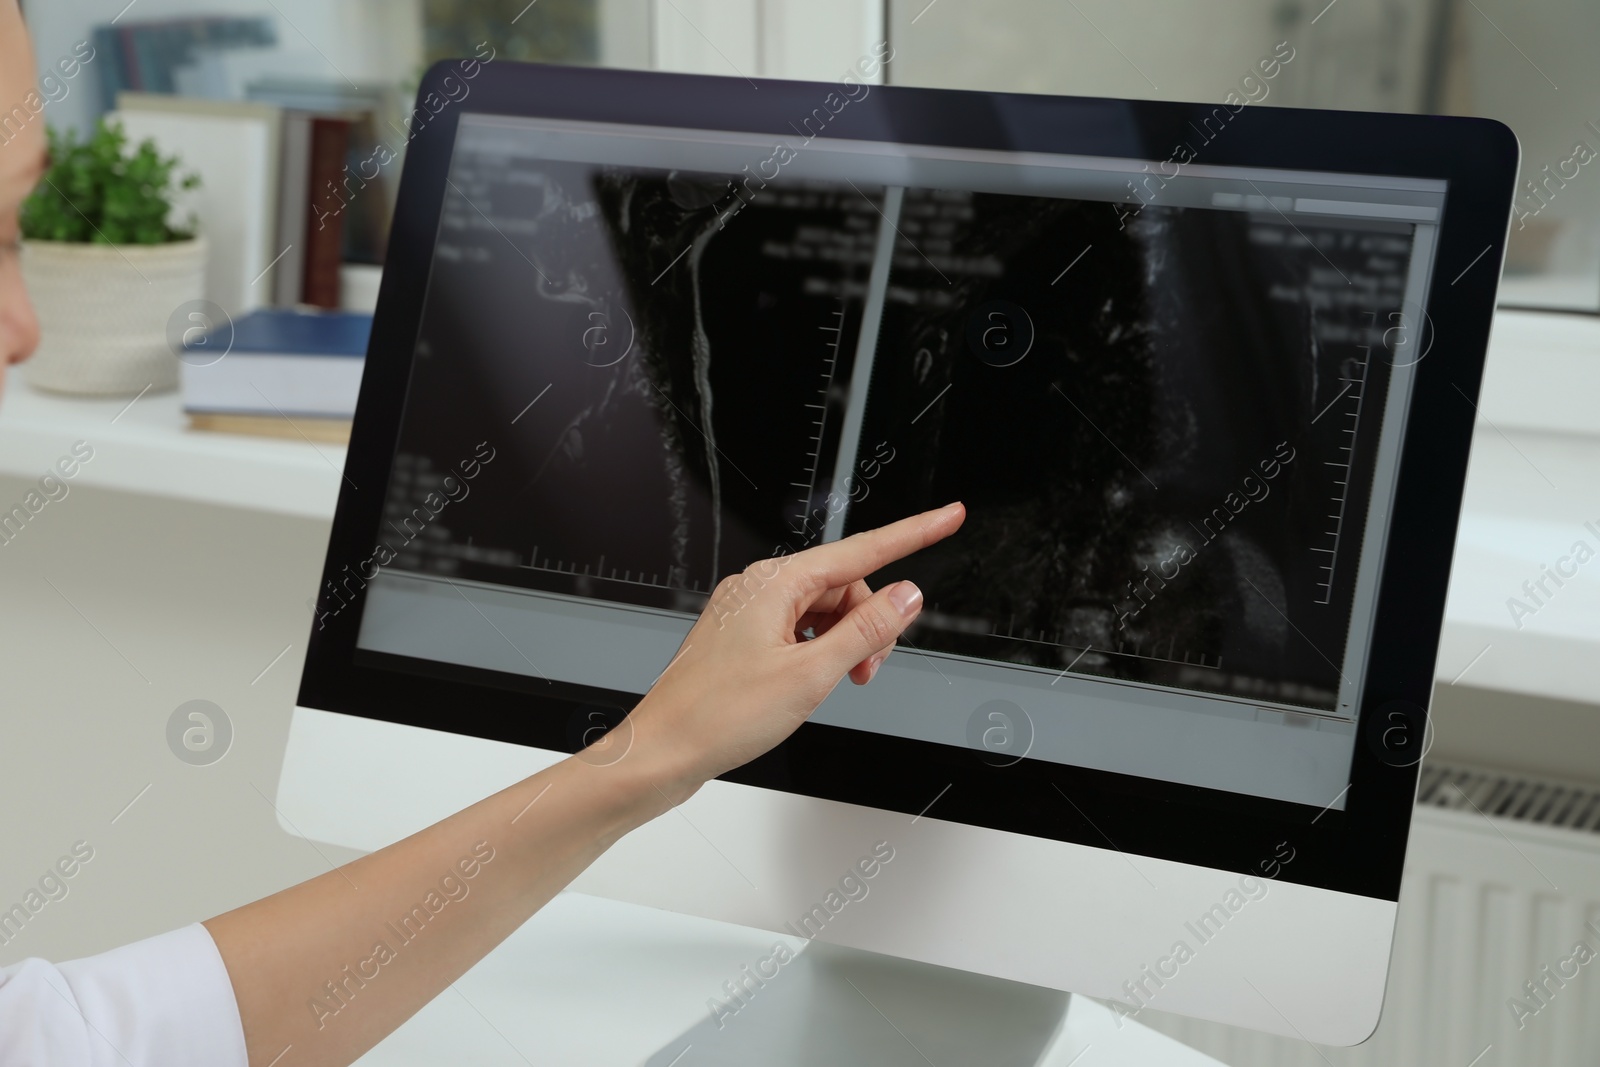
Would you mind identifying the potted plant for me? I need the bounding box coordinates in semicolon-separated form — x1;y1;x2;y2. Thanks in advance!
20;119;204;395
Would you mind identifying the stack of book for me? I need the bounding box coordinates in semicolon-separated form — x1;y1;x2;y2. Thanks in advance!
102;18;402;312
97;17;402;439
180;309;372;444
252;80;397;310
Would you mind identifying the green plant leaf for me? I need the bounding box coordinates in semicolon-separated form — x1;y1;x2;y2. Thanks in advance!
21;117;202;246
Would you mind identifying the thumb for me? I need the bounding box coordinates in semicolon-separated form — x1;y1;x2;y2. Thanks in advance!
807;580;924;679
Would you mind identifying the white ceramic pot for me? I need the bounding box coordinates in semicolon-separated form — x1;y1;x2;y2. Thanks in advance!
21;236;207;396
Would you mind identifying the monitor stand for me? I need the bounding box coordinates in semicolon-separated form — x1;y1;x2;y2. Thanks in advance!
646;940;1073;1067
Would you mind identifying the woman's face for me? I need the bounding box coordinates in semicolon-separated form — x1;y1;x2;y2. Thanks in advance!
0;0;46;404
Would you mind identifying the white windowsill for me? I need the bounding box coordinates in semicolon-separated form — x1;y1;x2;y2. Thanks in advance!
0;306;1595;704
0;380;345;520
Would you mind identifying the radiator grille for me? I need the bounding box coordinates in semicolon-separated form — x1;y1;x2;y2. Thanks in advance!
1417;760;1600;833
1139;760;1600;1066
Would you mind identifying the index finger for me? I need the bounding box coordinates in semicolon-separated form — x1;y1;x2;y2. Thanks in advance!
790;502;966;592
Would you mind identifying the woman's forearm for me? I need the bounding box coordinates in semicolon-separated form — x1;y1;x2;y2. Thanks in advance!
204;711;695;1067
205;503;962;1067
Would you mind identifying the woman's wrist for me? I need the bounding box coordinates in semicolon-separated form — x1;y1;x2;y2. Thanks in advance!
562;691;709;842
628;690;713;805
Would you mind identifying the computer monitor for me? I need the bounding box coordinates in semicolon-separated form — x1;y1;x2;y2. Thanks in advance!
283;60;1516;1045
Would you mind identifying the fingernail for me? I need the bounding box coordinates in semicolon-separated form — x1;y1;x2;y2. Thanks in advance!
889;581;923;617
866;652;885;682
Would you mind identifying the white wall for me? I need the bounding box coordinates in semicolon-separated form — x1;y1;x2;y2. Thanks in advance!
887;0;1296;101
651;0;882;82
1457;0;1600;278
0;477;355;966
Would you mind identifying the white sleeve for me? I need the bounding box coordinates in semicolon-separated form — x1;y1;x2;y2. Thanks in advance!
0;923;248;1067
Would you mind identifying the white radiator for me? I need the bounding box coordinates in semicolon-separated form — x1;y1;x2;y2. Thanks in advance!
1138;762;1600;1067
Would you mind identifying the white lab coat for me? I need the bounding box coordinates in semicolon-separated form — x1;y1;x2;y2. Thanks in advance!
0;924;246;1067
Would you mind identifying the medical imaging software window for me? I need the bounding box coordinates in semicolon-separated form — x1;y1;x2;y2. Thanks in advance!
354;114;1446;810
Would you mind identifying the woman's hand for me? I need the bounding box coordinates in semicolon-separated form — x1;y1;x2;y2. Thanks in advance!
628;502;966;791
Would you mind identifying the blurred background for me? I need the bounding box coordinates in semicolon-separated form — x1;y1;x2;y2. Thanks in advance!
3;2;1599;1066
20;0;1600;311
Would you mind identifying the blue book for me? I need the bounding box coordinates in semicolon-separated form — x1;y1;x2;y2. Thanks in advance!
91;16;277;117
181;309;372;420
92;27;128;114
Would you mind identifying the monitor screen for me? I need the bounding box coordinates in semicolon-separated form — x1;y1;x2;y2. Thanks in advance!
347;113;1446;812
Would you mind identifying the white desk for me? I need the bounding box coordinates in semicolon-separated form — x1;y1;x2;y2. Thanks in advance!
355;890;1225;1067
